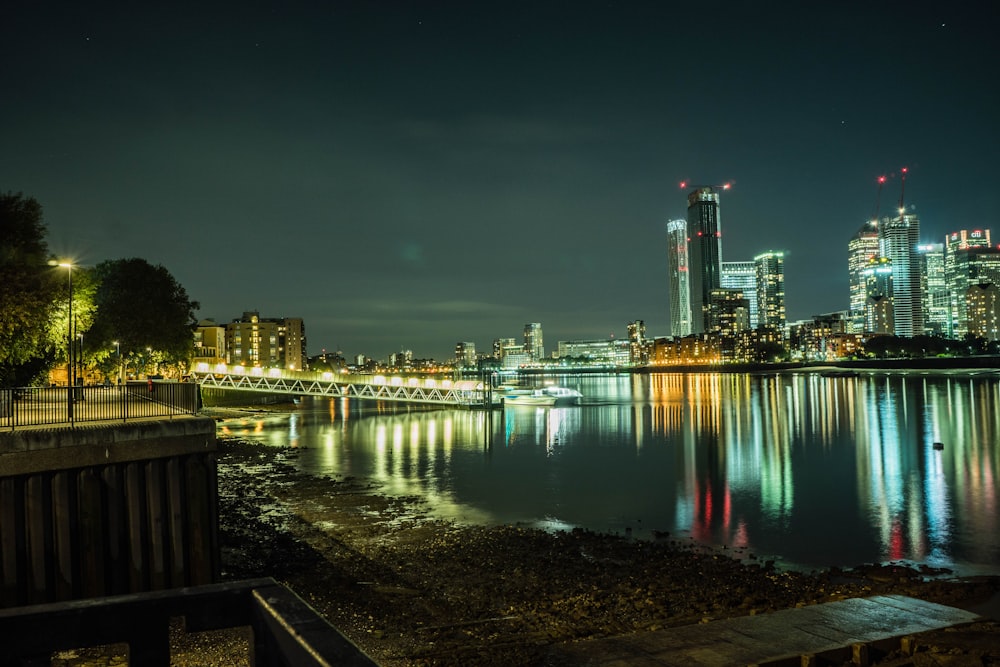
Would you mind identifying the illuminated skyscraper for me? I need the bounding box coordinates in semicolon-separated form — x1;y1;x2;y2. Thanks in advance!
863;257;894;334
523;322;544;360
848;221;880;332
627;320;648;364
879;213;922;337
950;246;1000;338
754;251;786;333
917;243;948;336
687;187;724;334
944;229;993;338
967;283;1000;341
721;261;758;328
666;219;691;337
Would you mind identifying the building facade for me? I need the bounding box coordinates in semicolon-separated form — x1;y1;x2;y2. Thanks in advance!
945;229;994;338
225;311;307;370
523;322;544;360
666;219;692;337
754;251;786;333
847;221;880;332
862;257;894;334
967;282;1000;341
686;187;724;334
626;320;648;365
707;288;750;361
555;338;631;366
454;341;476;367
193;319;227;366
879;213;922;337
721;260;758;328
917;243;948;336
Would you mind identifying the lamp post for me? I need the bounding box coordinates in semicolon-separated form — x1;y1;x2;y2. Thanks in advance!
113;340;121;387
52;261;74;420
77;329;84;388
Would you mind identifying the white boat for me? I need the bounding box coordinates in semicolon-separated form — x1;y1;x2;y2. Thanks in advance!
499;385;582;407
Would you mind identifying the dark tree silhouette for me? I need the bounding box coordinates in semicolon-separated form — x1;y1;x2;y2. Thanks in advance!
0;192;62;385
87;258;199;372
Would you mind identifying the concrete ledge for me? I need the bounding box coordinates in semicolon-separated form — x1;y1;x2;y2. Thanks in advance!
0;417;216;476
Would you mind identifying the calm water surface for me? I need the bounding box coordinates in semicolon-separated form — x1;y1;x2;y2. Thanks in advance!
221;371;1000;575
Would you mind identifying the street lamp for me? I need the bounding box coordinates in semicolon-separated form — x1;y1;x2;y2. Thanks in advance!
50;260;74;420
77;330;84;387
113;340;121;386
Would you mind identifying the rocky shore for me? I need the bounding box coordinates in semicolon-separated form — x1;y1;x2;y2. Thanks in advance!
213;436;1000;666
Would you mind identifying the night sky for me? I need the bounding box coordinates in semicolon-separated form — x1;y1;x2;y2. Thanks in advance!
3;1;997;361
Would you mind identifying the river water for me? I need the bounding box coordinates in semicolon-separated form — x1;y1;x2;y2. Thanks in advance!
219;370;1000;575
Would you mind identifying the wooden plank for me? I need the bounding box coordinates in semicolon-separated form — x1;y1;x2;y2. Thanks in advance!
550;595;983;666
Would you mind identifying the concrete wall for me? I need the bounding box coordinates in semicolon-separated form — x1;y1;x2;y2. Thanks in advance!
0;417;219;608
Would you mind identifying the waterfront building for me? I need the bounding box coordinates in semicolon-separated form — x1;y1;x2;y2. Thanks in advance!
650;334;720;365
755;251;786;333
556;338;631;366
735;326;785;363
523;322;544;360
666;219;692;337
454;342;476;367
847;221;880;332
721;261;758;328
686;187;724;334
788;312;849;360
494;337;529;367
192;319;227;366
879;213;922;337
917;243;948;336
502;351;532;369
225;311;307;370
626;320;648;365
944;229;994;338
862;257;894;334
967;282;1000;341
280;318;307;371
705;288;749;362
493;337;516;360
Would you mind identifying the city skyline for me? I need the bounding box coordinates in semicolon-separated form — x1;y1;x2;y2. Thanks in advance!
2;2;996;360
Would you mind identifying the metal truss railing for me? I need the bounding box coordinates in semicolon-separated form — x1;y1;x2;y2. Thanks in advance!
189;371;485;407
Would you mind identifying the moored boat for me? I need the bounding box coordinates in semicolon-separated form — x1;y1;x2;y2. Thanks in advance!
499;385;582;407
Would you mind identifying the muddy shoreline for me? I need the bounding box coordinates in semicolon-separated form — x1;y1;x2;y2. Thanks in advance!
215;436;1000;665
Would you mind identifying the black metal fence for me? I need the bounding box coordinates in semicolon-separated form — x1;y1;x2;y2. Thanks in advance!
0;381;200;430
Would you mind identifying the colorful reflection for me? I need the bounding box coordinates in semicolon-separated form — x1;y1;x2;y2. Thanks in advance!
223;372;1000;574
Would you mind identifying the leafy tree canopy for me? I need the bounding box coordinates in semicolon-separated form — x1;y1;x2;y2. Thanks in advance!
87;258;200;369
0;192;63;385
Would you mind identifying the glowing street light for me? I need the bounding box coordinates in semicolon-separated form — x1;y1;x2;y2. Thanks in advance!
50;260;74;420
113;340;122;386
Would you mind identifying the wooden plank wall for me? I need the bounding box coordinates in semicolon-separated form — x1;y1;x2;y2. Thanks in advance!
0;425;219;608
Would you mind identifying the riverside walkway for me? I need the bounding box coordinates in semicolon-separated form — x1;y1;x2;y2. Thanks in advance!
0;382;198;430
549;594;982;666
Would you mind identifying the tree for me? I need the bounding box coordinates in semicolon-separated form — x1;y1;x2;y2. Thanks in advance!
0;193;63;385
86;258;199;376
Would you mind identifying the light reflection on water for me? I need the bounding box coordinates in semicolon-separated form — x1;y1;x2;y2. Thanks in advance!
221;372;1000;574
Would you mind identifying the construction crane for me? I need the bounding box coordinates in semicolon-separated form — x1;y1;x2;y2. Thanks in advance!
871;174;887;224
679;180;732;192
898;166;909;215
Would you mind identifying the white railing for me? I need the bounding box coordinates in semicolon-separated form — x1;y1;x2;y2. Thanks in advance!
189;368;487;407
